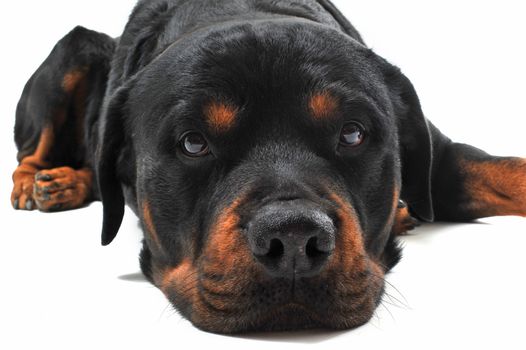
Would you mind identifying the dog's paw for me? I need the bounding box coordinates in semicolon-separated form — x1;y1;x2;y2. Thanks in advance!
33;167;92;212
11;164;38;210
393;200;420;236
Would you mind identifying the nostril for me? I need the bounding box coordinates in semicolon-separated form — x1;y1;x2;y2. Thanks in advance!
253;238;285;276
267;238;284;258
305;236;323;258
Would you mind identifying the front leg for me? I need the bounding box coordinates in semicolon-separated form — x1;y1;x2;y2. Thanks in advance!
10;26;114;212
11;128;53;210
430;135;526;221
393;200;420;235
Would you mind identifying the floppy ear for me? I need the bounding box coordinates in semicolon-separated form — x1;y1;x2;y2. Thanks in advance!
95;88;128;245
386;68;435;222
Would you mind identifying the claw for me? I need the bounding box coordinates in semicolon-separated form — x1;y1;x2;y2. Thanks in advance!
13;198;19;210
26;199;33;210
35;173;52;181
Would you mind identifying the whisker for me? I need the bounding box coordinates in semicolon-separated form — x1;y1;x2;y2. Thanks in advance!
369;309;383;329
367;269;410;309
381;292;407;310
379;300;395;321
384;292;408;310
376;262;408;303
381;278;409;306
158;302;174;321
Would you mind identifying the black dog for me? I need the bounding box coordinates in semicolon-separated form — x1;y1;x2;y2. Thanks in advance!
11;0;526;333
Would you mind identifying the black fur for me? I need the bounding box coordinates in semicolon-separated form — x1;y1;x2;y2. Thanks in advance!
12;0;524;334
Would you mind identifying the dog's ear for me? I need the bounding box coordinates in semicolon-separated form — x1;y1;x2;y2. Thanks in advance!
95;88;128;245
385;67;435;222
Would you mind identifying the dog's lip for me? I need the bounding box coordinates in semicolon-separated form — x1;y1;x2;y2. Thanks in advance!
190;271;383;332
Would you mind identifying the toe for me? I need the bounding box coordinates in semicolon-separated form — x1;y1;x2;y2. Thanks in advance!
35;172;53;181
18;194;28;211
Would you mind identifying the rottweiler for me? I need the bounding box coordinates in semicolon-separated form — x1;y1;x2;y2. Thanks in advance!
11;0;526;333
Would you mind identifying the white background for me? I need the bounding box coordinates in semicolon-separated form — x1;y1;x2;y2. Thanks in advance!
1;1;525;349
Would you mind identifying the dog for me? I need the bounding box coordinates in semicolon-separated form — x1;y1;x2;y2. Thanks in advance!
10;0;526;333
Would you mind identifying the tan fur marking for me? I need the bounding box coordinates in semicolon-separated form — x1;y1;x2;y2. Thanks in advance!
142;200;162;249
158;196;254;327
381;186;418;236
162;260;194;291
206;198;246;268
327;192;366;269
23;127;54;168
160;259;199;306
205;101;238;132
462;158;526;217
62;69;87;94
32;167;93;211
393;204;419;235
309;91;338;120
325;191;385;319
190;196;257;326
11;127;54;209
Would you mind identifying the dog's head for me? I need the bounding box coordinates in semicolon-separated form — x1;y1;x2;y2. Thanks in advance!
95;20;434;333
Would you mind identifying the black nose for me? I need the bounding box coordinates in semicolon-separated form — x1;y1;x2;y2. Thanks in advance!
247;200;336;278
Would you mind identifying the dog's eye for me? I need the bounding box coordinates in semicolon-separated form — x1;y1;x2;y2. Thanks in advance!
339;122;365;147
180;132;210;157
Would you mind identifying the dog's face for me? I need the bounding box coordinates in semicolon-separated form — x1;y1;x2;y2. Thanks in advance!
97;20;433;333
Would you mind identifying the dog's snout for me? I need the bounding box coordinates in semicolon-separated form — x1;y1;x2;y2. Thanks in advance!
247;200;335;278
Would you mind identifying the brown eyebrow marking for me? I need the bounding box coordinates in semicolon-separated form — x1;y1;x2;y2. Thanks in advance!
308;91;338;120
204;100;238;132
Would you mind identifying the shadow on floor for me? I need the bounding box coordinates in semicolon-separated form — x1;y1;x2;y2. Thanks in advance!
118;272;147;282
230;328;348;344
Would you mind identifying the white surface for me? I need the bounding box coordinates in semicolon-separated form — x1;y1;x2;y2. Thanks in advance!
1;1;525;349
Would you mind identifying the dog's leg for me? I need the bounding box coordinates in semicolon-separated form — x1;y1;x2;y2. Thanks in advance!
430;129;526;221
11;26;115;211
11;126;54;210
393;200;420;235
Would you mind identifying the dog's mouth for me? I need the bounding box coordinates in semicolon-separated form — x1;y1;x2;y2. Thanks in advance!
155;249;385;333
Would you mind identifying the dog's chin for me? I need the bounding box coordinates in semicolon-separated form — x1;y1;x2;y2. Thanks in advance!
167;278;385;334
199;303;327;333
184;299;379;334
